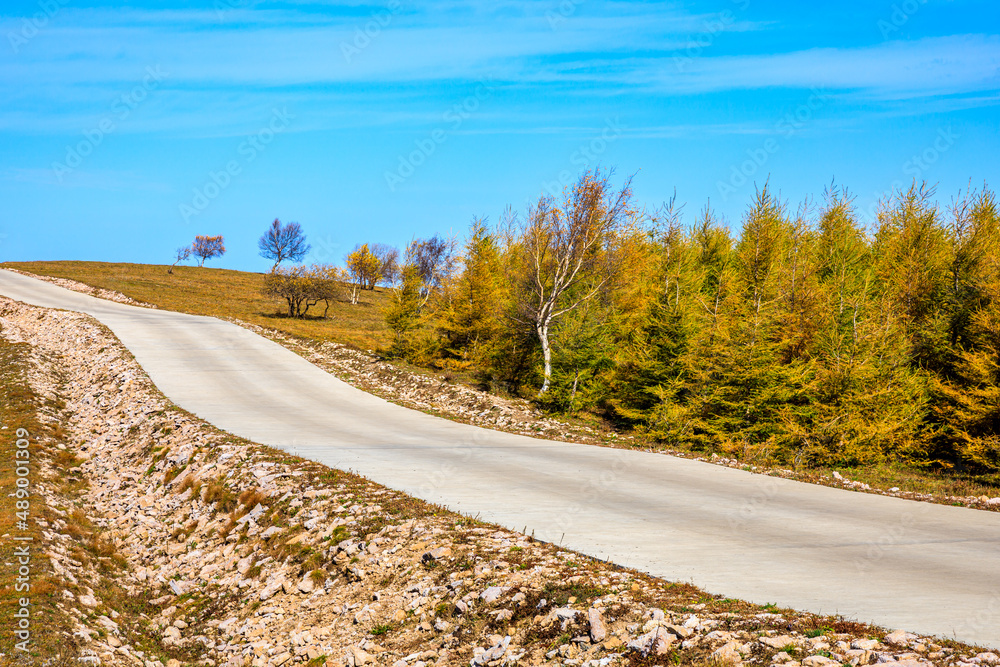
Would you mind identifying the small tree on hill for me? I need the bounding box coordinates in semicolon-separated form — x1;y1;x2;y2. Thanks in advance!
407;235;457;298
383;235;458;358
192;235;226;267
438;219;505;368
309;264;343;318
168;245;191;274
345;244;382;302
262;264;341;318
263;265;310;317
371;243;401;286
385;264;425;355
259;219;311;269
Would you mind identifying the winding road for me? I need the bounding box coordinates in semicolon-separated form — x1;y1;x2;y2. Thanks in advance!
2;268;999;648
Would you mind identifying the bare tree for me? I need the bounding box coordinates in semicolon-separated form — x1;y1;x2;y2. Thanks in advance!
168;245;191;274
514;169;635;395
371;243;400;286
406;235;457;300
259;219;311;269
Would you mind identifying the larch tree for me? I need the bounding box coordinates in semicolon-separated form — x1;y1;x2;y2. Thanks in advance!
734;183;786;348
384;264;425;356
934;185;1000;468
943;185;1000;352
772;202;824;363
872;183;950;371
815;186;871;367
368;174;1000;472
608;198;698;427
437;218;506;369
545;298;616;413
934;293;1000;469
677;188;823;462
383;235;458;359
807;187;929;466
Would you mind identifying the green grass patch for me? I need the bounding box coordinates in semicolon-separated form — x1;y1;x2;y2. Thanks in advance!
370;623;393;636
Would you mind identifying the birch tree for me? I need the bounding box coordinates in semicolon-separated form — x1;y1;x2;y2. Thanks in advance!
515;169;635;396
258;219;310;270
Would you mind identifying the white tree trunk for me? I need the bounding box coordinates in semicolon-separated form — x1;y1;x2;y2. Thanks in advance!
538;321;552;396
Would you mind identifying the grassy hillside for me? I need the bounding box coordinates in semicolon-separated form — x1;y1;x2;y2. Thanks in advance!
2;261;393;351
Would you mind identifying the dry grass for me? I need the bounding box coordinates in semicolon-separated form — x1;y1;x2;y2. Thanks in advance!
176;474;202;499
3;260;394;351
237;487;270;509
162;465;185;486
203;476;236;512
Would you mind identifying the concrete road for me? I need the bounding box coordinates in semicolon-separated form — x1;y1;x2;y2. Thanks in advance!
2;268;999;648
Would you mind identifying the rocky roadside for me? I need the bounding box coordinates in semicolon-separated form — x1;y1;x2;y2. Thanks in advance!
5;268;999;517
2;297;998;667
1;309;171;665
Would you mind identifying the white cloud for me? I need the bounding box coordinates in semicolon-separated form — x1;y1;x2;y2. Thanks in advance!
649;34;1000;97
0;4;995;136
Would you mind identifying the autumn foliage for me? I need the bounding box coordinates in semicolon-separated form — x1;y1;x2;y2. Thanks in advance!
380;175;1000;473
191;235;226;266
344;243;399;304
262;264;341;318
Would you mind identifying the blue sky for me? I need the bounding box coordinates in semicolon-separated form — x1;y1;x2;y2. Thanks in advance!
0;0;997;272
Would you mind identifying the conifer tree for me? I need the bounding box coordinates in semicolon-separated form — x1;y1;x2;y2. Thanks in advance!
872;183;950;371
382;176;1000;471
734;184;786;347
933;186;1000;469
656;188;801;458
815;186;871;368
384;264;425;357
943;186;1000;356
544;300;615;413
438;218;506;370
934;298;1000;469
608;200;701;426
772;203;823;363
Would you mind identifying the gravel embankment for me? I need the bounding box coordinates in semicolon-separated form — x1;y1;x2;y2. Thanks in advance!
2;295;996;667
